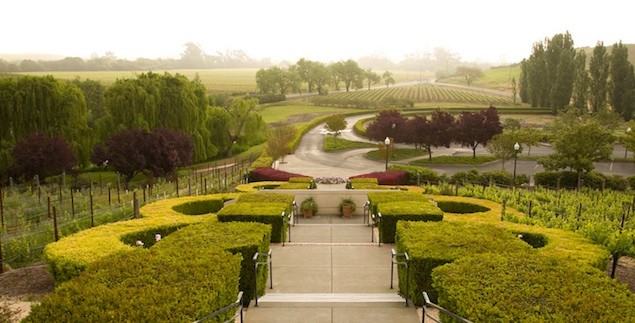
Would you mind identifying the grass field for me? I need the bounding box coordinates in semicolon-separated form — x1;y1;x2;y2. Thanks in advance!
14;68;260;93
439;65;521;91
258;104;360;124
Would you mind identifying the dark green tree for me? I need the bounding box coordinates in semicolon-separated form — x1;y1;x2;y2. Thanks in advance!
382;71;395;88
364;68;381;90
324;114;347;137
572;50;590;112
609;42;635;120
589;42;610;113
519;59;529;103
339;59;364;92
547;33;576;113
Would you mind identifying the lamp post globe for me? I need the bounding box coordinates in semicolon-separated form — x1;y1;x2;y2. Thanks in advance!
513;142;520;186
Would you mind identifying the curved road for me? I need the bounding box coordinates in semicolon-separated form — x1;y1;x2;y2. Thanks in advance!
278;116;635;180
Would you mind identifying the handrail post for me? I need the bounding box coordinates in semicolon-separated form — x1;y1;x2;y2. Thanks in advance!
422;291;473;323
363;201;370;225
292;201;298;226
253;250;273;307
391;249;409;307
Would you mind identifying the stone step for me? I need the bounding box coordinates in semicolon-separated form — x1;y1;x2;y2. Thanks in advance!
252;293;408;308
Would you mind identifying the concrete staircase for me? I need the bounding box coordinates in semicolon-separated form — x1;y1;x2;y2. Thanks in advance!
254;293;408;308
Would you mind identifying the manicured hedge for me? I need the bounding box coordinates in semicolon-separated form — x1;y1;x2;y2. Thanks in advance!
388;164;441;184
376;201;443;243
27;245;242;322
435;201;490;214
44;193;239;284
350;170;408;185
217;202;289;243
234;181;285;192
396;221;533;304
346;178;381;189
237;192;294;205
250;154;274;169
367;191;427;215
171;198;225;215
534;170;629;191
155;221;271;306
432;253;635;322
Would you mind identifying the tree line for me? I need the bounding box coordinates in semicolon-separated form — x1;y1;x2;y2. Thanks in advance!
256;58;396;95
519;32;635;120
0;73;267;186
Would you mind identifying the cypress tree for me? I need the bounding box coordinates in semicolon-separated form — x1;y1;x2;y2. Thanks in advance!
589;42;610;113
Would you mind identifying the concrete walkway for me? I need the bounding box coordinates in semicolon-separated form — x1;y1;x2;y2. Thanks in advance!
243;213;421;323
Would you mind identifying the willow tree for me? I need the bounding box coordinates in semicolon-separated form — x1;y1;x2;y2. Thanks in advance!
100;72;213;162
0;76;91;174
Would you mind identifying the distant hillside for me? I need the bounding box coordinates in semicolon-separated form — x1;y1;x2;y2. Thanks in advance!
0;53;66;62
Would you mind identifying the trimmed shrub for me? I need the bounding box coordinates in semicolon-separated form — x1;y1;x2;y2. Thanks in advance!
367;191;427;215
249;167;310;182
217;202;289;243
396;221;532;304
350;170;408;185
629;175;635;190
534;171;628;191
388;164;441;184
432;253;635;322
27;247;242;322
250;154;274;169
237;192;294;205
605;174;629;191
43;193;240;284
513;231;548;248
448;169;480;184
346;177;381;189
376;201;443;243
479;169;529;186
278;178;317;189
435;201;490;214
155;221;271;306
234;181;285;192
172;198;225;215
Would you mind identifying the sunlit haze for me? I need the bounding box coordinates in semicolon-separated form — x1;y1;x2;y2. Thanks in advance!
2;0;633;64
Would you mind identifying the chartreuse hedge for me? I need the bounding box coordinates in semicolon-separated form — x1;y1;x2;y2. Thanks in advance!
396;221;532;304
433;253;635;322
234;181;286;192
44;193;240;284
428;195;610;269
367;191;427;214
154;221;271;306
27;244;242;322
217;202;290;243
376;201;443;243
237;192;295;205
435;200;490;214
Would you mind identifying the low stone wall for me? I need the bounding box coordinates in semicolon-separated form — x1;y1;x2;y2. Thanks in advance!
258;189;371;216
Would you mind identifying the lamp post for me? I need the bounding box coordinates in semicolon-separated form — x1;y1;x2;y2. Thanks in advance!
513;142;520;186
384;137;391;171
625;127;632;158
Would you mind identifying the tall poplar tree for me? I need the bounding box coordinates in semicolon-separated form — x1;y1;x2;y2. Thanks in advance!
589;42;610;113
609;42;635;120
572;50;589;112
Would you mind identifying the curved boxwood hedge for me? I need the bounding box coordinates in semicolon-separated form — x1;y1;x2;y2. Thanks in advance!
27;246;242;322
396;221;532;304
217;202;289;243
234;181;286;192
44;193;240;284
237;192;294;205
155;221;271;306
376;201;443;243
368;191;427;215
435;200;490;214
432;253;635;322
171;198;225;215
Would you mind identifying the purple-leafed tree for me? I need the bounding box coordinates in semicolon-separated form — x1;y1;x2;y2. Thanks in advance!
365;109;407;143
428;109;456;159
11;132;77;182
104;129;148;187
145;128;194;179
454;106;502;158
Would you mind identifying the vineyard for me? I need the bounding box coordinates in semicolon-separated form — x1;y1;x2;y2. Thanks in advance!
321;84;513;105
0;157;252;270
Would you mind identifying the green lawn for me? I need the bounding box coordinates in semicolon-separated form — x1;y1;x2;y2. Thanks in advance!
259;104;359;124
323;137;377;152
439;65;521;91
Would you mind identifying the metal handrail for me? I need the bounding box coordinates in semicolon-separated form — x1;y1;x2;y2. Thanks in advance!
371;212;382;245
281;211;291;245
253;250;273;307
194;291;244;323
391;249;409;307
291;201;298;225
422;291;472;323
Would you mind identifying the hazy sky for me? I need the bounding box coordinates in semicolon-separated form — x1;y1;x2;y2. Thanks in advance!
3;0;633;64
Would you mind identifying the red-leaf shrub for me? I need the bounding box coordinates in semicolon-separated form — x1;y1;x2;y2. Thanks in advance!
249;167;311;182
350;170;408;185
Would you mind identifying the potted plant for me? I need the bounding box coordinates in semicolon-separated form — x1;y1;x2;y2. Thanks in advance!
300;197;318;218
339;197;356;218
